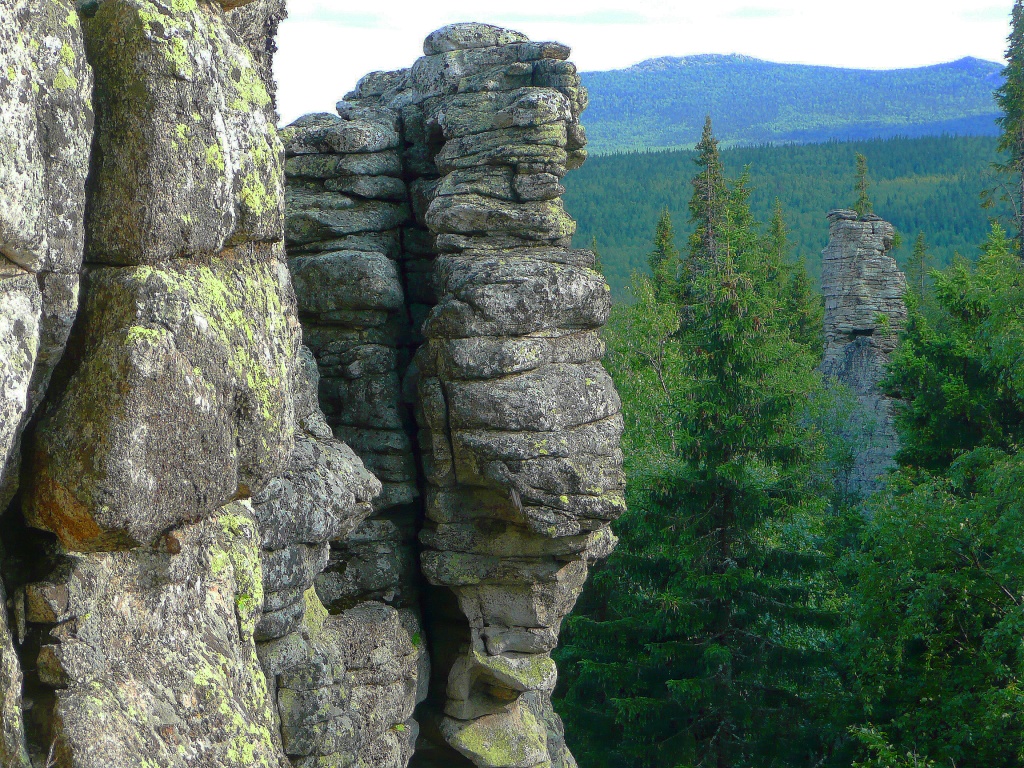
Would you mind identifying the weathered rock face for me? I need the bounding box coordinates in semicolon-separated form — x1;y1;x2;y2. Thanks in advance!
284;22;625;768
0;0;94;512
81;0;284;265
26;504;288;768
227;0;289;117
821;209;908;496
1;14;624;768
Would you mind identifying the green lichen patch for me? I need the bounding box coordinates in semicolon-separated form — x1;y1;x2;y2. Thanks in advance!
444;704;549;768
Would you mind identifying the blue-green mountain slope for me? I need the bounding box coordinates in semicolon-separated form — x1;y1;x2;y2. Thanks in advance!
580;55;1002;153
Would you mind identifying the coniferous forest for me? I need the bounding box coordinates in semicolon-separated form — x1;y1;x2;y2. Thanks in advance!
552;2;1024;765
566;135;1000;297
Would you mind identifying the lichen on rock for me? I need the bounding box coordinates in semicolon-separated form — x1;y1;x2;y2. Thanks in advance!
25;245;301;551
285;22;625;768
2;11;625;768
26;504;288;768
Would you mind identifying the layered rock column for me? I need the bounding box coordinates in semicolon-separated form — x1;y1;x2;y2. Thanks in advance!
285;23;627;768
821;209;908;496
251;346;425;768
281;107;426;619
279;105;429;767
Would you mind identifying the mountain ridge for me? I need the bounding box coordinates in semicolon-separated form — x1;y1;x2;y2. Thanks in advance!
579;55;1003;153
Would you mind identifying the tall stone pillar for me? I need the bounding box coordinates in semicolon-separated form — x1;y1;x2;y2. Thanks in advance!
284;22;627;768
821;209;908;496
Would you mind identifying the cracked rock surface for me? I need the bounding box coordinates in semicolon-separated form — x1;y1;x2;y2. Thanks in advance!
821;209;908;496
285;22;625;768
1;14;625;768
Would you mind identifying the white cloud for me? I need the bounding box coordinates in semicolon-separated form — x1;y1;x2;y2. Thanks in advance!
274;0;1012;125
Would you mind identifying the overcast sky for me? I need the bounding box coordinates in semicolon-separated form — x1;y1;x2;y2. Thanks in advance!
275;0;1013;124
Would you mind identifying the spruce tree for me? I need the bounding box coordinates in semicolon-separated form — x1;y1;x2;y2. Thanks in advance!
845;223;1024;766
648;208;679;299
994;0;1024;255
854;153;873;216
591;235;604;275
906;232;931;300
689;116;730;274
555;122;842;768
768;199;788;271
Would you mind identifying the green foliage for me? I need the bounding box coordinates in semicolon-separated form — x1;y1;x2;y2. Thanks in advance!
854;154;873;216
882;224;1024;472
688;117;730;273
648;208;678;298
844;223;1024;766
591;235;604;275
850;728;935;768
845;449;1024;767
770;198;827;358
905;232;932;301
564;135;1004;298
991;0;1024;250
580;55;1002;154
555;121;846;768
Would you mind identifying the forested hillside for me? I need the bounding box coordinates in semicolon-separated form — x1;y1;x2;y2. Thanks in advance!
581;55;1001;153
565;135;1001;297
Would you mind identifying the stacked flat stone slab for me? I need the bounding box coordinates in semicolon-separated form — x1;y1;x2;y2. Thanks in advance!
250;347;427;768
280;103;430;768
282;106;425;618
284;23;626;768
821;209;908;496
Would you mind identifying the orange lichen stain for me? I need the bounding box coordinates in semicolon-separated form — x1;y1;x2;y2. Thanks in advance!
25;449;133;552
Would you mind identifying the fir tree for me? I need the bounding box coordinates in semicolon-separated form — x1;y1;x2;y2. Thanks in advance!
688;116;730;274
555;122;842;768
768;199;788;270
993;0;1024;254
854;153;873;216
906;232;931;300
591;235;604;275
846;223;1024;766
765;199;824;357
648;208;679;298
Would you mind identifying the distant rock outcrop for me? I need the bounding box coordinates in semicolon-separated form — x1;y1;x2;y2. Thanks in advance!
821;209;908;496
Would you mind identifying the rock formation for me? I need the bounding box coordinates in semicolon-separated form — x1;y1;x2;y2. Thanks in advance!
821;209;908;496
282;22;625;768
0;11;623;768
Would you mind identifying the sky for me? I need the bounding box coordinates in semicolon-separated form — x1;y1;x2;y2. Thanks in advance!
275;0;1013;124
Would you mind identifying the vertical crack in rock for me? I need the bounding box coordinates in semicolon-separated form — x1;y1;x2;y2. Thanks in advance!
821;209;908;497
250;344;426;768
284;22;626;768
281;82;433;767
